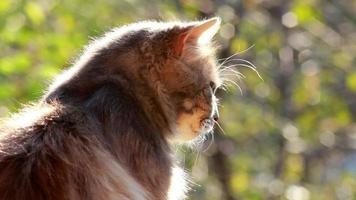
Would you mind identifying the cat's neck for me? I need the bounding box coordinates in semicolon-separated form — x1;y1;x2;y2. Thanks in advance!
82;82;173;199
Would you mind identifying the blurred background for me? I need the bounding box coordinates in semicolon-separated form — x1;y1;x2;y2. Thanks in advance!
1;0;356;199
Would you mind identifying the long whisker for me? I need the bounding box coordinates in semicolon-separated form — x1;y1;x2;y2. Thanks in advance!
221;78;243;95
217;45;255;69
221;63;262;80
219;84;228;91
220;73;244;82
220;59;263;81
193;147;201;167
218;52;242;64
219;65;245;73
214;121;227;135
223;58;258;69
192;133;208;167
219;68;245;82
221;78;239;87
218;44;255;62
233;63;263;80
219;68;246;79
202;132;215;152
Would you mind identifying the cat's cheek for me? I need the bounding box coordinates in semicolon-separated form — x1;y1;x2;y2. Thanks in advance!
174;111;205;141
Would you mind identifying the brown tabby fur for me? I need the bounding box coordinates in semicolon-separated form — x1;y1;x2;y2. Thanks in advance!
0;18;221;200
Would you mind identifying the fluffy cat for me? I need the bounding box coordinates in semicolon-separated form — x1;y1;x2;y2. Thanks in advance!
0;18;222;200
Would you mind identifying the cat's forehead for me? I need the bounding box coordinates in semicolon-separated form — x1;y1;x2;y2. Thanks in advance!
183;42;219;77
162;48;220;93
185;52;220;84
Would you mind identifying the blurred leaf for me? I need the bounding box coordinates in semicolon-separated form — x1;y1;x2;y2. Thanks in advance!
25;2;45;25
0;53;31;75
231;172;249;193
231;38;249;53
0;0;11;13
285;155;303;182
0;83;16;100
346;72;356;92
292;1;320;24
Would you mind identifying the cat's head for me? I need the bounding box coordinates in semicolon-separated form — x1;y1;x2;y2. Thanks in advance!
135;18;222;141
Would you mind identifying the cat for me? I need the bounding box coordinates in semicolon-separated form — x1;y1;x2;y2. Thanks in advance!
0;17;222;200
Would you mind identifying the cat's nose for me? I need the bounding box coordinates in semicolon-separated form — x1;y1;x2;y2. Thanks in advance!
213;112;219;122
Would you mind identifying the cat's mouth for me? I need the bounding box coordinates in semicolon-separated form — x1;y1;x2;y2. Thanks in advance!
174;113;216;141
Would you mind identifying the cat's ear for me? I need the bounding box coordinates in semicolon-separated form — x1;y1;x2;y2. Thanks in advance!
174;31;190;57
186;17;221;44
173;17;221;57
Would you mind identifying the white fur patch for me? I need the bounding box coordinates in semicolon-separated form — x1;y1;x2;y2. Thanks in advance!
94;149;149;200
168;166;189;200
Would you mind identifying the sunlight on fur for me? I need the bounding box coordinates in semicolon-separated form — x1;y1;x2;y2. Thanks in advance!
0;17;236;200
168;166;190;200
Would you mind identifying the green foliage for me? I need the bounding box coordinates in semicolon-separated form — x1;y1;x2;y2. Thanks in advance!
1;0;356;199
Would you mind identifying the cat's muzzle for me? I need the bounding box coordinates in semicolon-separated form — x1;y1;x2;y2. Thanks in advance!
200;118;214;133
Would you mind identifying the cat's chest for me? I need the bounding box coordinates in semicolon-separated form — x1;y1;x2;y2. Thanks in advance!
167;166;189;200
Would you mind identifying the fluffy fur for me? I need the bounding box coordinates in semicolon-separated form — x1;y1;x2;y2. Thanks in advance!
0;18;221;200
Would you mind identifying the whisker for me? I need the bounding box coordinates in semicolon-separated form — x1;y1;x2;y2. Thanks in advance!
216;99;222;106
219;68;245;82
193;147;201;168
191;133;208;167
221;63;262;80
233;63;263;80
219;69;245;79
217;56;237;70
220;73;244;82
217;45;255;69
221;78;243;95
219;65;245;74
218;44;255;62
214;121;227;135
219;84;229;92
219;60;263;81
221;78;238;86
203;132;215;152
223;58;258;69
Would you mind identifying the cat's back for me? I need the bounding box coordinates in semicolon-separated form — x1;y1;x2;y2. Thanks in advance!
0;103;147;200
0;104;88;200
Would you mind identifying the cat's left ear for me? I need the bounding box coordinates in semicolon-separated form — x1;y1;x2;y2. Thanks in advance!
173;17;221;57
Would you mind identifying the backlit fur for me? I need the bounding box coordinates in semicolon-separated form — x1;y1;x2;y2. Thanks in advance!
0;19;221;200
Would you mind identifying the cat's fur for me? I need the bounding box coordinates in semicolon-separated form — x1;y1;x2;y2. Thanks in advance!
0;18;221;200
